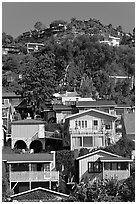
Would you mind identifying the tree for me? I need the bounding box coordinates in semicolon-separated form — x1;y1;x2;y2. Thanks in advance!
17;52;57;113
34;21;46;31
2;32;14;45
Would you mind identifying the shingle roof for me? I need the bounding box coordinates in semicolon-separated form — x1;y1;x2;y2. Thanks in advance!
123;112;135;134
53;104;72;111
2;153;53;163
77;100;116;107
11;118;47;125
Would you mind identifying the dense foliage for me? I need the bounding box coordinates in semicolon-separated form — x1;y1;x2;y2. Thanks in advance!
65;175;135;202
2;18;135;107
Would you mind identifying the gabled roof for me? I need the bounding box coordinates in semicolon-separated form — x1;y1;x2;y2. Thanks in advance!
76;149;121;160
10;187;69;200
11;118;46;125
65;108;117;120
77;100;116;107
2;153;53;163
123;112;135;135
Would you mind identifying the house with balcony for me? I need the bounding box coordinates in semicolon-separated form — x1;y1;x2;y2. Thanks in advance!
75;149;132;183
2;152;59;194
65;108;117;151
11;117;63;153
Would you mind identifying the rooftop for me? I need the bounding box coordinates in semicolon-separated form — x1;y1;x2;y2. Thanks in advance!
76;100;116;107
65;108;117;120
2;153;53;163
11;118;47;125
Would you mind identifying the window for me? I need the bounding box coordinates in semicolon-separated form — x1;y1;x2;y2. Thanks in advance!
93;120;98;130
88;162;102;173
78;121;81;128
118;162;128;170
85;121;87;128
104;162;128;171
72;137;82;148
82;121;84;128
44;163;50;171
94;120;98;126
75;120;78;129
83;137;93;147
111;162;117;170
104;162;111;170
106;124;111;129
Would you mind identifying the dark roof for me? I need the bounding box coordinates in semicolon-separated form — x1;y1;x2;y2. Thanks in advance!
53;104;72;111
77;100;116;107
11;118;47;125
11;187;69;200
123;112;135;134
2;153;53;163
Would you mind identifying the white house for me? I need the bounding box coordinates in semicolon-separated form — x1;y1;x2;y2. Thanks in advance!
65;109;117;150
75;149;132;183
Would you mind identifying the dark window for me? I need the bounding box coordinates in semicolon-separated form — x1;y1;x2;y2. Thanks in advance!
104;162;128;170
75;120;78;128
94;120;98;126
106;124;111;129
82;121;84;128
85;121;87;128
104;162;111;170
88;162;102;173
78;121;81;128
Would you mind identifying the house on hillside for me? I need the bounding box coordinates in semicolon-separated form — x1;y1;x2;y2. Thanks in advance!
2;92;23;143
2;152;59;194
75;149;132;183
65;109;117;151
26;42;44;53
99;35;121;46
11;117;62;153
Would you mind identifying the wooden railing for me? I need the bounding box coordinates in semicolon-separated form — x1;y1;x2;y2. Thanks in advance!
10;171;59;182
70;128;105;135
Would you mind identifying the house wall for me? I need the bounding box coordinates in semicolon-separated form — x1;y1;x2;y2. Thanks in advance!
78;152;131;182
11;124;44;149
69;112;116;150
78;153;105;182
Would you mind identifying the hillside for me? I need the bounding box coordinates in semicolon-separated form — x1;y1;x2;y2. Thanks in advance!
2;18;135;107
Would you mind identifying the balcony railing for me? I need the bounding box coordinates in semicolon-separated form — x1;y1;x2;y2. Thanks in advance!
70;128;105;135
10;171;59;182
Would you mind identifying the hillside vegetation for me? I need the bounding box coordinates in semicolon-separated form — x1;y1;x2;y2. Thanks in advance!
2;18;135;107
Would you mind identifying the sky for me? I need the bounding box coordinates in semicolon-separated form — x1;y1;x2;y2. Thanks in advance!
2;1;135;38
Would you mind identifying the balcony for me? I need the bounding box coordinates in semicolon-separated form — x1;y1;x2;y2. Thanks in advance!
10;171;59;182
70;128;105;136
